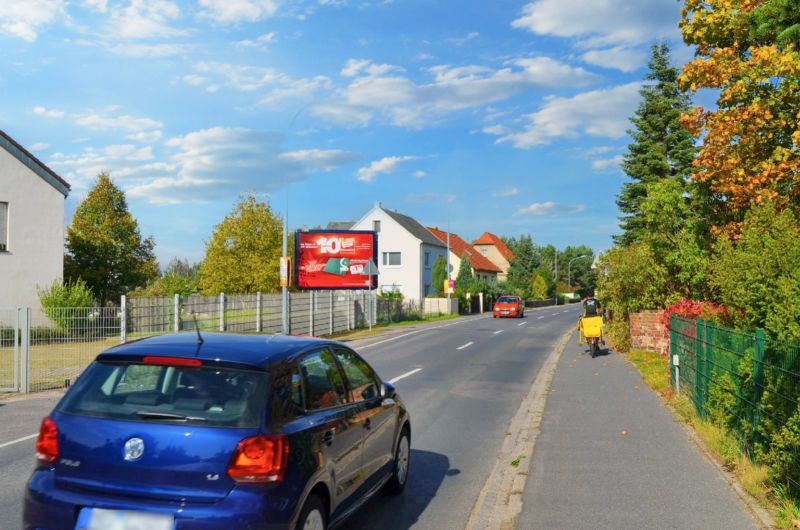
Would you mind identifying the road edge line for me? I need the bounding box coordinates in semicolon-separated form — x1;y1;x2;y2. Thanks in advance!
465;328;574;530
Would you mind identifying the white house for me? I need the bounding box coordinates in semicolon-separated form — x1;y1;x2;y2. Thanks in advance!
350;203;447;302
0;130;71;311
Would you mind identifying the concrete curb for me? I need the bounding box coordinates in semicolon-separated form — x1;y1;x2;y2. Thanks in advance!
465;328;575;530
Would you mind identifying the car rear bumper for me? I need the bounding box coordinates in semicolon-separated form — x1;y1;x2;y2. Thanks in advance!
24;470;295;530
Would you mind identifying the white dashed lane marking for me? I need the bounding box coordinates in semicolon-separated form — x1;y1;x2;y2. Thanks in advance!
457;342;474;350
388;368;422;384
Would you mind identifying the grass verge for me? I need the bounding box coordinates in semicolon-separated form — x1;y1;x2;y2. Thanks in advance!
624;349;800;529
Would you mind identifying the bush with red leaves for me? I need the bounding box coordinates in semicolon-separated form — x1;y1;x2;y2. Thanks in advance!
659;299;729;334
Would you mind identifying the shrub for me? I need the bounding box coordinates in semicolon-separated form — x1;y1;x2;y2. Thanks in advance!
37;279;99;334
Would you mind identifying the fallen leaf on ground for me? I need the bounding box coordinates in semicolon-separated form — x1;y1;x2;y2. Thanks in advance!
634;386;640;391
620;430;628;436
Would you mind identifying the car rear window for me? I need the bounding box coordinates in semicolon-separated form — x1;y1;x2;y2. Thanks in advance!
58;361;268;428
497;296;518;303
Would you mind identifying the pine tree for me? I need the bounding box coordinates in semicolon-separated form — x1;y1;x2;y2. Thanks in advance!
65;173;158;304
615;43;697;246
455;254;473;287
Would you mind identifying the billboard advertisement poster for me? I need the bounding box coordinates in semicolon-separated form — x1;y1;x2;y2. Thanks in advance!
295;230;378;290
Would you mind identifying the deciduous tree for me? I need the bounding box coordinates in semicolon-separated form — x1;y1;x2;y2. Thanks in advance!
198;194;283;295
65;173;158;304
680;0;800;230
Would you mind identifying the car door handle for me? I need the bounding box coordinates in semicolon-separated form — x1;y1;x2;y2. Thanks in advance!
322;431;335;446
363;419;371;430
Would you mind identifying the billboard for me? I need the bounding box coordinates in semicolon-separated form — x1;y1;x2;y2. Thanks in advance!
294;230;378;290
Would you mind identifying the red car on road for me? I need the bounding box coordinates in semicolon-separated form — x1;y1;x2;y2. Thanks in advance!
493;295;524;318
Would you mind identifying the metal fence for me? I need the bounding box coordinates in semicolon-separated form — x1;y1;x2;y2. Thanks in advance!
670;316;800;492
1;289;462;394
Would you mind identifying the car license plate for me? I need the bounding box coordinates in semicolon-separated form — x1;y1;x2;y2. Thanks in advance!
75;508;174;530
501;311;509;315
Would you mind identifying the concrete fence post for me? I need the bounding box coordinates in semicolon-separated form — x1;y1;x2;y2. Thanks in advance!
479;292;484;313
120;295;127;344
219;293;225;332
173;294;180;333
256;292;262;333
347;291;352;330
19;307;30;393
310;292;315;336
330;291;334;335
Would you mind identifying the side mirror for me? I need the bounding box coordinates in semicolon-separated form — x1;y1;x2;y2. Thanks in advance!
380;381;396;400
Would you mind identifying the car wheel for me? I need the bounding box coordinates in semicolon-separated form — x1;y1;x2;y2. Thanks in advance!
296;494;326;530
384;427;410;495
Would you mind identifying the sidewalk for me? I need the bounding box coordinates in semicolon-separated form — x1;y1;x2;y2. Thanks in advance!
518;342;760;529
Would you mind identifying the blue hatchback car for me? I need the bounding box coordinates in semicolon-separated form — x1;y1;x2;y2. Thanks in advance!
23;333;411;530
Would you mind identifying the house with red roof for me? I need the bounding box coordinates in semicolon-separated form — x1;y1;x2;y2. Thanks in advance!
0;130;71;313
472;232;515;282
427;227;501;284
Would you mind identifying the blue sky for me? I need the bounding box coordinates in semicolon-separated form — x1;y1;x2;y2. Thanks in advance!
0;0;695;265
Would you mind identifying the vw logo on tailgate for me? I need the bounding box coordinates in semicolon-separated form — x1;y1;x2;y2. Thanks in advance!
123;437;145;461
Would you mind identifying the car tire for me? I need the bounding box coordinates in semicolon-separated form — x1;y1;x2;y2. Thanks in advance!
295;494;326;530
384;427;410;495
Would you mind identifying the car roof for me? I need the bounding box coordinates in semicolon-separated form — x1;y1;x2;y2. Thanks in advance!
97;333;346;369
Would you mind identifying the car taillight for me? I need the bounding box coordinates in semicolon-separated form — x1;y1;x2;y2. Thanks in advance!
36;417;59;463
227;435;289;484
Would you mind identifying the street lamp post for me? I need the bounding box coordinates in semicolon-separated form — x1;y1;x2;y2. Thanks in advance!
568;255;587;291
553;252;558;306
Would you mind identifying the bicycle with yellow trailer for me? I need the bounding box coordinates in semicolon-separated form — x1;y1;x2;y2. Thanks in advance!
578;314;604;358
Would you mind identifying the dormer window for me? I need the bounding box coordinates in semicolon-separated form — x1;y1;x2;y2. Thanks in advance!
373;220;380;233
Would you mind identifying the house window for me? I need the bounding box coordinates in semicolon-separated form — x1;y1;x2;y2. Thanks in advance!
424;284;432;296
373;220;381;233
424;251;430;267
0;202;7;252
382;252;401;266
481;248;488;256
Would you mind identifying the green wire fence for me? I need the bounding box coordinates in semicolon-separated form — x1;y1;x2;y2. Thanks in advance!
670;315;800;494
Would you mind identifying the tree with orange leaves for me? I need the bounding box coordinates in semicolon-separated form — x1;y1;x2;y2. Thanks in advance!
679;0;800;232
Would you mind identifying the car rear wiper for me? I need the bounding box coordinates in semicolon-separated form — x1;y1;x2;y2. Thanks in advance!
135;410;208;423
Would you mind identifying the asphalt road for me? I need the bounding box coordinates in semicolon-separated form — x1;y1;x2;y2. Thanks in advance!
0;306;579;530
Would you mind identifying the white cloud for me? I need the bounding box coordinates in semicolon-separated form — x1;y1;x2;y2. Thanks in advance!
125;127;357;204
107;42;188;57
356;155;418;183
28;142;50;151
234;32;276;49
48;143;168;193
107;0;184;40
516;201;584;216
341;59;400;78
413;170;426;178
317;56;599;128
197;0;278;23
493;82;641;148
74;110;163;133
81;0;107;12
33;106;65;118
512;0;680;48
186;62;332;105
592;155;623;171
493;187;519;197
449;31;479;46
126;130;163;143
582;46;648;73
0;0;65;42
585;145;615;156
279;149;360;172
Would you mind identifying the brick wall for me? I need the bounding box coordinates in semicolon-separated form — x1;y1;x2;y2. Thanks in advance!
629;310;669;355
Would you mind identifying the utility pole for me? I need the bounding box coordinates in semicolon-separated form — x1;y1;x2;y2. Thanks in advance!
446;224;451;301
281;213;289;334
